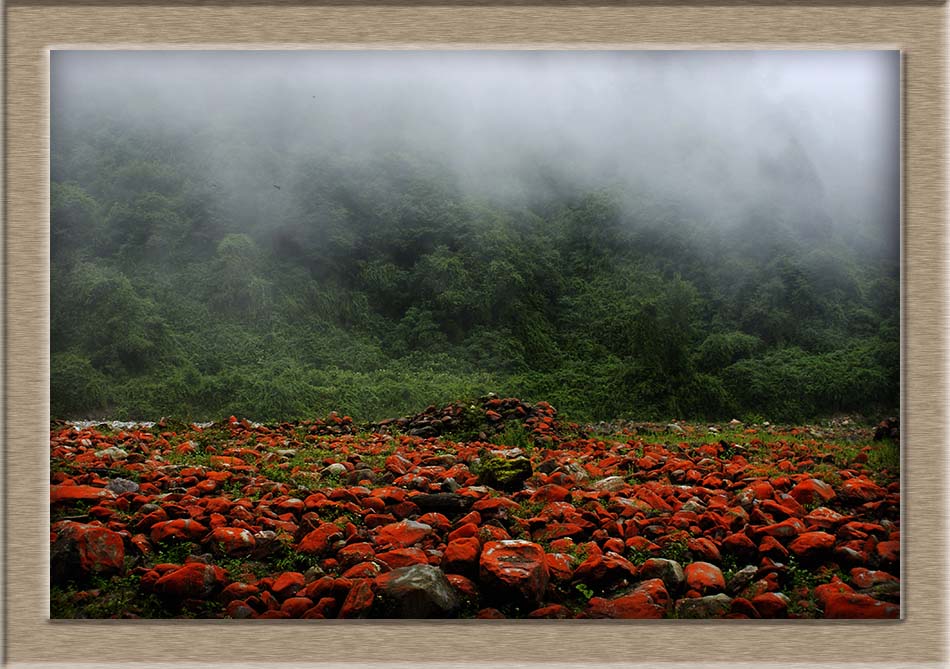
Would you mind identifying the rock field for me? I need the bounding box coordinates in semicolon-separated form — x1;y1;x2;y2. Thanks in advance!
50;397;900;619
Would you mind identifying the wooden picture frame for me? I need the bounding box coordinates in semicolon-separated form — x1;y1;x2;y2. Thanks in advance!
6;2;946;667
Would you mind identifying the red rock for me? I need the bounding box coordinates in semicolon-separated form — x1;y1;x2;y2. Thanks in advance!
338;542;376;566
376;547;429;569
51;484;116;505
417;512;451;533
625;536;661;553
721;532;756;557
544;553;575;581
549;537;576;553
528;604;572;618
752;592;789;618
375;520;433;549
530;484;571;504
803;506;852;530
130;533;152;556
788;478;836;505
445;573;479;600
876;541;900;565
479;540;549;606
632;578;671;609
448;522;480;542
478;525;511;542
209;455;245;468
257;610;291;619
51;521;125;580
729;597;761;619
360;496;386;512
220;582;259;603
586;591;665;619
226;600;255;619
535;522;585;542
155;563;226;601
839;478;887;504
760;499;802;519
748;481;774;500
687;537;721;563
280;596;314;618
756;518;806;541
454;510;482;527
476;608;506;619
723;506;750;530
207;527;255;556
300;576;335;601
443;537;481;575
150;519;208;543
342;561;384;579
338;579;375;618
824;592;899;618
296;522;343;555
788;531;835;560
850;568;898;589
472;497;521;515
575;550;638;588
684;562;725;594
271;572;305;599
814;580;854;607
758;535;789;560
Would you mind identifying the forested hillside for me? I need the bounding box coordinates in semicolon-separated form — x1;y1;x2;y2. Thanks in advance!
50;51;899;423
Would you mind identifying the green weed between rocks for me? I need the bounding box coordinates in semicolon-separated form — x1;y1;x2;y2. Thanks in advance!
51;572;168;619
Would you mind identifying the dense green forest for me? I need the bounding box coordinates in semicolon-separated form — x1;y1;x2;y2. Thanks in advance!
50;52;899;423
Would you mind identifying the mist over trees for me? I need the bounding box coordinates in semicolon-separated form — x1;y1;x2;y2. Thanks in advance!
50;50;900;422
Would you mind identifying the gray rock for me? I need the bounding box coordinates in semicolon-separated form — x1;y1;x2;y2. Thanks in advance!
323;463;347;477
304;566;326;584
591;476;626;492
858;581;900;603
347;468;375;485
375;564;460;618
106;477;140;495
95;446;129;461
410;493;473;515
251;530;279;559
227;603;255;619
726;565;759;596
676;593;733;618
561;462;590;483
680;498;706;514
638;558;686;595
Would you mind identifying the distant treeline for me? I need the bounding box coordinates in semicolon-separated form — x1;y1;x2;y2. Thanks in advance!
51;117;899;423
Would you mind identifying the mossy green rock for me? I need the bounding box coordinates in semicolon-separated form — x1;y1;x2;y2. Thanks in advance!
476;455;533;491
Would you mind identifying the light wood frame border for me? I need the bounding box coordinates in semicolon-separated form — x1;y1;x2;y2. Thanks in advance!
4;2;946;668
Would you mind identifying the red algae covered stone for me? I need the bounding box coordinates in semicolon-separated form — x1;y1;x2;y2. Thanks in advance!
479;540;549;606
155;563;226;601
51;521;125;582
684;562;726;594
823;592;899;619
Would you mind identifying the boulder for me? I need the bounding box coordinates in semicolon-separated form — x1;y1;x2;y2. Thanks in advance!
479;540;549;606
374;564;460;618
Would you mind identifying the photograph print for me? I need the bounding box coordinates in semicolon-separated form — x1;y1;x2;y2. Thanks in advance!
50;50;900;619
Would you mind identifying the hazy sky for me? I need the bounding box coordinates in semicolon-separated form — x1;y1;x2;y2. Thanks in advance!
51;50;900;241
